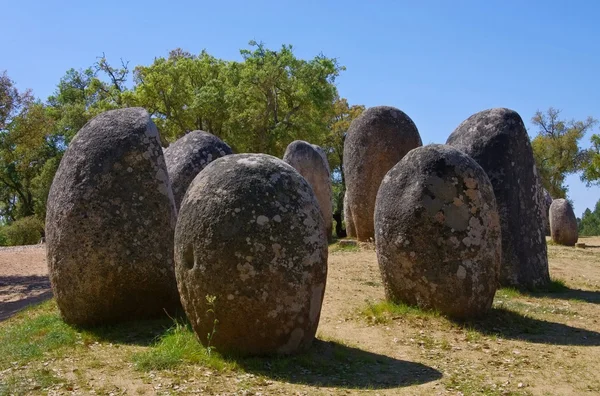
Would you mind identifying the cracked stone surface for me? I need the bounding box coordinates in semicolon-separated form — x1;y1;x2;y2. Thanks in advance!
174;153;328;356
344;106;422;241
375;144;501;319
447;108;550;290
46;108;180;326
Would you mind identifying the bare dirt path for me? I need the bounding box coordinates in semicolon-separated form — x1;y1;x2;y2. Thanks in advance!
0;244;50;321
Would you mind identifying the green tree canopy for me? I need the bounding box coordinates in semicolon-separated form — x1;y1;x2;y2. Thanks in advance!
130;41;343;154
531;107;598;198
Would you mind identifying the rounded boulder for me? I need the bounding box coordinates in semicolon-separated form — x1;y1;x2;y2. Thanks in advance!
46;108;180;326
164;130;232;209
375;144;501;319
174;154;328;356
550;199;578;246
283;140;333;240
447;108;550;290
344;106;422;241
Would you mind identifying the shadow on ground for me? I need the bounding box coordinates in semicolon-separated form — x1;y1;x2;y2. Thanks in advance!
0;275;53;322
236;339;442;389
525;287;600;305
79;314;182;346
462;307;600;346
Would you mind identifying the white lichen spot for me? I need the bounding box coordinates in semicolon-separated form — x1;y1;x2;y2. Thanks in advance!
237;157;260;167
234;208;241;213
237;262;256;281
256;215;269;226
227;294;234;301
456;265;467;280
273;215;282;222
127;167;133;173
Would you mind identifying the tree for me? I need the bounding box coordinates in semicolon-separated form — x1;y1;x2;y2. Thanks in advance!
581;134;600;185
131;42;343;154
47;56;130;144
578;199;600;236
323;97;365;237
0;72;59;222
531;108;598;198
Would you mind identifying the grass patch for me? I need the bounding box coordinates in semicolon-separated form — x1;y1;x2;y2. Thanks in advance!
361;300;439;324
496;287;522;299
131;320;234;372
0;368;64;396
0;301;79;369
330;243;360;253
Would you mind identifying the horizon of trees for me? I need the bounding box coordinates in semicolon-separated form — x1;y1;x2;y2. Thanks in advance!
1;41;599;244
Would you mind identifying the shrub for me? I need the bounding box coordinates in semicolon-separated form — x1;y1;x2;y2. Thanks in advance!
4;217;44;246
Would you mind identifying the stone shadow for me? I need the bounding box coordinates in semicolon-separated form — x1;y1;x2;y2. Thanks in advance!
460;307;600;346
236;339;442;389
0;275;53;322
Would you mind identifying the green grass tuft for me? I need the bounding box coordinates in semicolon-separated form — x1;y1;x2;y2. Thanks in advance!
361;300;439;324
131;320;234;371
0;301;78;369
496;287;522;299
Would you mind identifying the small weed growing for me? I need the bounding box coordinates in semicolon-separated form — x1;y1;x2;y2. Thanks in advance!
131;320;233;372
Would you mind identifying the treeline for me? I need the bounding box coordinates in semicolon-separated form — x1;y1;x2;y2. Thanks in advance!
0;41;365;245
2;41;600;245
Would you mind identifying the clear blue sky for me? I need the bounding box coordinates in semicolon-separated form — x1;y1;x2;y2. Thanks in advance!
2;0;599;216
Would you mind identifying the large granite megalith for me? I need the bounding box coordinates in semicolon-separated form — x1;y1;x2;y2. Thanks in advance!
550;198;578;246
283;140;333;240
375;145;501;318
174;154;328;356
447;108;550;289
164;130;232;209
46;108;180;326
344;106;422;241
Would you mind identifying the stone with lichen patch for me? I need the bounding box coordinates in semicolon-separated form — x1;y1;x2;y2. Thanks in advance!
344;106;422;241
46;108;180;326
164;130;232;210
283;140;333;241
174;153;328;356
447;108;550;290
375;144;501;319
550;198;578;246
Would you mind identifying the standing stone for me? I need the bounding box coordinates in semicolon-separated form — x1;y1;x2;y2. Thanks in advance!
375;145;501;319
343;191;355;238
164;130;232;209
447;108;550;290
541;188;553;236
175;154;328;356
550;199;578;246
283;140;332;240
46;108;180;326
344;106;422;241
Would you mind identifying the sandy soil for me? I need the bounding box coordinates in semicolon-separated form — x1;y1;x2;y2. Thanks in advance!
1;238;600;394
0;244;50;321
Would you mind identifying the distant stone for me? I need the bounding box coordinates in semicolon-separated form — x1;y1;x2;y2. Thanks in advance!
375;144;501;319
164;131;232;209
550;199;578;246
338;239;357;247
46;108;180;326
447;108;550;290
576;242;586;249
344;106;422;241
343;191;355;238
175;154;328;356
540;186;553;236
283;140;333;240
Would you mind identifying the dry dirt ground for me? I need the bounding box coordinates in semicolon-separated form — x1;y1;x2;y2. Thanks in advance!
0;245;50;322
1;237;600;395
